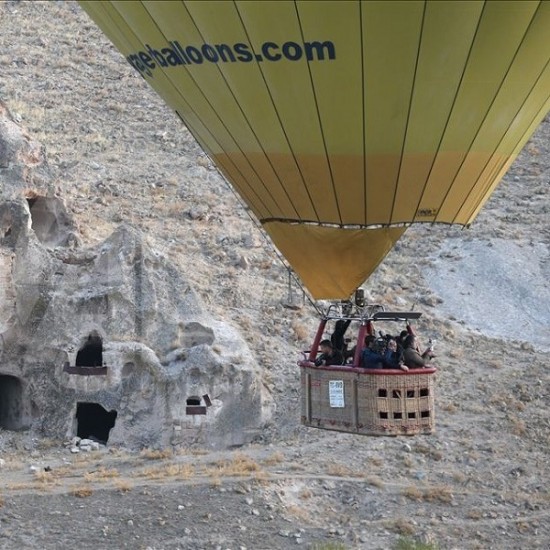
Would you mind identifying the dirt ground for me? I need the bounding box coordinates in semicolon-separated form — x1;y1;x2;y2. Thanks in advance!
0;2;549;549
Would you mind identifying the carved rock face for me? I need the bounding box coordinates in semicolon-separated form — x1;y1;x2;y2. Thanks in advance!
0;102;271;449
0;100;49;195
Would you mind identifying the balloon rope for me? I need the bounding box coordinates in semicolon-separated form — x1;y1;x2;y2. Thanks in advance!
212;162;321;315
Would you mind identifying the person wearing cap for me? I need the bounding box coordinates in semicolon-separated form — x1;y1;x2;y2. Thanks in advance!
402;335;434;368
361;335;384;369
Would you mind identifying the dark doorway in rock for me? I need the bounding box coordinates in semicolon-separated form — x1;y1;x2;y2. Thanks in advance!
76;331;103;367
76;402;117;443
0;374;27;430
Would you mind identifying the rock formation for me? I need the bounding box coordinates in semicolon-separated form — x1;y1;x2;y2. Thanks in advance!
0;100;272;449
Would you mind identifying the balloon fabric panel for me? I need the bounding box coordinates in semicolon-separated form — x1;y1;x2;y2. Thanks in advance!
79;0;550;299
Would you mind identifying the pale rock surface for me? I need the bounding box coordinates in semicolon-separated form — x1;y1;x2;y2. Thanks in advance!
0;101;271;449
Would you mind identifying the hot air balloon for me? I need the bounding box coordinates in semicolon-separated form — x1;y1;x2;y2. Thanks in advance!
79;0;550;436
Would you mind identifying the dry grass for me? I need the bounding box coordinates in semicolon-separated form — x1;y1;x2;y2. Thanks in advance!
84;468;120;482
139;463;183;479
209;475;221;487
403;486;423;501
72;454;97;466
515;521;533;534
113;479;133;493
138;462;195;480
263;451;285;466
291;320;309;342
179;463;195;480
71;486;93;498
414;445;443;461
299;487;313;500
451;471;467;483
489;394;525;412
467;509;482;520
395;537;439;550
6;482;36;491
207;453;263;477
509;417;527;436
1;457;26;471
108;448;130;458
423;486;453;504
402;484;457;504
526;143;540;156
441;402;458;413
140;448;174;460
252;470;271;484
365;475;385;489
35;438;60;451
392;518;416;536
286;504;310;522
326;463;363;478
33;471;60;487
369;457;384;467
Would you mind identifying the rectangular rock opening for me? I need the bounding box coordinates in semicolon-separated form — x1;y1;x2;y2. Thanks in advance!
0;374;29;430
76;402;117;444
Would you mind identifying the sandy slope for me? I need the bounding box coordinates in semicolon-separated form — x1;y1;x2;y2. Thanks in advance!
0;2;549;549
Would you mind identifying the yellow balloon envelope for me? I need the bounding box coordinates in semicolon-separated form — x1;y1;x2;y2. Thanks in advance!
79;0;550;299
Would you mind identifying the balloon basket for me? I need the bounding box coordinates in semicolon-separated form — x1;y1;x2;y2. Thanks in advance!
300;364;436;436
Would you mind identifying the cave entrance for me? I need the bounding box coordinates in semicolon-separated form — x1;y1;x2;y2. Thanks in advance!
0;374;28;430
76;402;117;443
76;332;103;367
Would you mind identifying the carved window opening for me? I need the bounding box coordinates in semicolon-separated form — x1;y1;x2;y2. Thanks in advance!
76;331;103;367
76;402;117;443
186;395;211;415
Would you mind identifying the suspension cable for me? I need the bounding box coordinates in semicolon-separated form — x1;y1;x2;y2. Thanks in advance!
206;156;322;316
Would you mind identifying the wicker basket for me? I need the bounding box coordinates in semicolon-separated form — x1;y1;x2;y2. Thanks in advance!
301;364;436;436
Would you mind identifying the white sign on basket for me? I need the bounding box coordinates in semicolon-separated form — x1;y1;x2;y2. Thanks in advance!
328;380;345;408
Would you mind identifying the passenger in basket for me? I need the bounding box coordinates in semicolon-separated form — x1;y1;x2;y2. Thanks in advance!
314;339;344;366
361;335;384;369
402;335;434;368
383;338;409;371
396;330;409;352
331;319;351;353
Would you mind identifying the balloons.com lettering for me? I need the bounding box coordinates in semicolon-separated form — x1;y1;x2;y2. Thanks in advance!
126;40;336;77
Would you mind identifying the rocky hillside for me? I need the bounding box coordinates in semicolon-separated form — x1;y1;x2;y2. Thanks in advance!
0;2;548;549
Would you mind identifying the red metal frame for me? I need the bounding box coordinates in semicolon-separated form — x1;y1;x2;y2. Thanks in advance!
299;363;436;375
306;318;434;372
353;323;368;366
